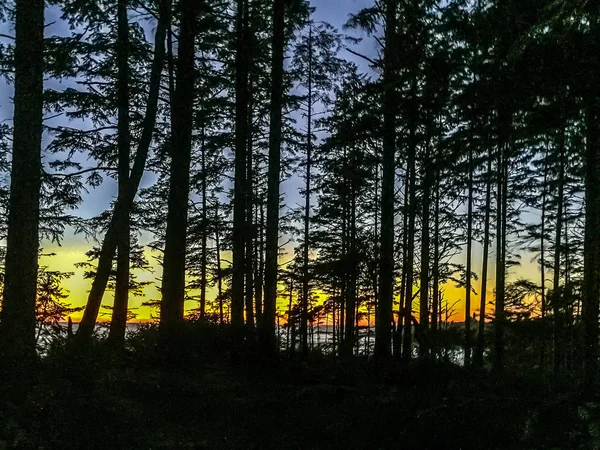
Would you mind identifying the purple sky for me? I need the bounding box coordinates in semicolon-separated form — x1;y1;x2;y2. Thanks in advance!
1;0;379;221
0;0;542;319
0;0;386;316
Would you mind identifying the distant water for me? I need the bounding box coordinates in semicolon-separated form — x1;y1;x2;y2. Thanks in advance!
53;322;148;340
56;323;376;353
55;322;465;363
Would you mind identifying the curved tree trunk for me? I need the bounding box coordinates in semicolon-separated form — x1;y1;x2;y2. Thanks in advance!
77;0;170;339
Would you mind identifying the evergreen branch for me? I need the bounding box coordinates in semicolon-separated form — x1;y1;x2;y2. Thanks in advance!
345;48;380;68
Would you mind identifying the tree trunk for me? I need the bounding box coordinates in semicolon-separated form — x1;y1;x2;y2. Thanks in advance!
77;0;170;339
340;175;347;347
343;184;357;357
494;128;506;372
464;146;473;366
160;0;196;336
332;288;337;355
286;275;294;352
215;202;224;325
553;129;565;373
372;163;379;328
109;0;131;346
375;0;397;360
432;168;441;336
245;77;255;328
476;147;492;367
200;124;208;320
231;0;250;330
583;98;600;389
262;0;285;353
301;26;313;358
493;98;513;372
540;151;547;369
419;151;431;359
494;114;509;370
396;164;410;356
402;79;418;363
0;0;44;367
255;201;264;325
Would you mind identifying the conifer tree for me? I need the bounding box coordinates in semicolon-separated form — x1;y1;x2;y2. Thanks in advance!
0;0;45;368
160;0;198;337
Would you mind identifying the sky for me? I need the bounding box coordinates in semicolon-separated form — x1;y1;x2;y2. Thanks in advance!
0;0;541;323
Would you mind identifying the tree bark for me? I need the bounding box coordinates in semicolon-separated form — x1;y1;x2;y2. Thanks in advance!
231;0;250;330
402;75;418;364
200;124;208;319
539;150;547;369
553;129;565;373
419;151;431;359
476;147;492;367
0;0;45;367
215;202;224;324
432;168;441;336
494;120;506;372
583;98;600;389
255;201;265;325
464;146;473;366
396;164;410;356
160;0;196;336
494;113;509;370
109;0;131;346
262;0;285;353
343;183;358;357
375;0;397;360
301;25;313;358
245;78;255;328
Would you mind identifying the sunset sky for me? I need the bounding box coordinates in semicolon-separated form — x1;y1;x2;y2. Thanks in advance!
0;0;542;322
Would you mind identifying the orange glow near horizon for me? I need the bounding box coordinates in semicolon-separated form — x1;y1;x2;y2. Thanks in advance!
42;235;541;324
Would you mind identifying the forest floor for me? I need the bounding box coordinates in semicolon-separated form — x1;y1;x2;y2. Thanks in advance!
0;330;598;449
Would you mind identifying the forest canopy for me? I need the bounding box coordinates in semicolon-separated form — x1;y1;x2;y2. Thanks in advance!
0;0;599;407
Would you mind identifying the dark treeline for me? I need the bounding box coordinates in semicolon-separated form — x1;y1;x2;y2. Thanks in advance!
1;0;600;447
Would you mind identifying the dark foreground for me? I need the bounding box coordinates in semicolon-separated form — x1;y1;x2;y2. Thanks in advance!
0;327;598;449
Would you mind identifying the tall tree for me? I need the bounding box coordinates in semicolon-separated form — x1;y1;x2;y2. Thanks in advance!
300;24;313;357
231;0;250;329
262;0;285;353
77;0;170;339
108;0;132;346
375;0;397;360
583;93;600;389
160;0;198;335
0;0;45;366
476;149;492;367
464;142;473;366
